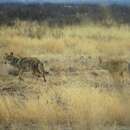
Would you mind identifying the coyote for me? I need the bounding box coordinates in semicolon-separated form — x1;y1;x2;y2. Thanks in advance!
3;52;48;82
98;56;129;75
98;56;130;85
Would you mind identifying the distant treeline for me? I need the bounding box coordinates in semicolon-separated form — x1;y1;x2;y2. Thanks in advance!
0;3;130;26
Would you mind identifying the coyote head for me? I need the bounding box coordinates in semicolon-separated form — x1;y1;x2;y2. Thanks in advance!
3;52;14;64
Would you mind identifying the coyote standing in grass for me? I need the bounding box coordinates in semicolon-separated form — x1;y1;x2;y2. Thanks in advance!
98;56;130;85
3;52;48;82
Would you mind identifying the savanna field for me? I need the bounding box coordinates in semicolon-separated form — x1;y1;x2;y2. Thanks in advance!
0;21;130;130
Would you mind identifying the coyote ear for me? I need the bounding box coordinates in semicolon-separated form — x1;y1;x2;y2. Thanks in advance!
10;52;14;56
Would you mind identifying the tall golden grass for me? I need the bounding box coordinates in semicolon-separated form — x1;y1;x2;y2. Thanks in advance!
0;21;130;57
0;21;130;129
0;86;129;126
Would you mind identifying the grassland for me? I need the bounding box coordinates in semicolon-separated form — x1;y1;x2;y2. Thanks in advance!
0;21;130;130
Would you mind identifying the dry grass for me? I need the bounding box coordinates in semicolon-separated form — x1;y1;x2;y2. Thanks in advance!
0;21;130;57
0;21;130;129
0;86;129;126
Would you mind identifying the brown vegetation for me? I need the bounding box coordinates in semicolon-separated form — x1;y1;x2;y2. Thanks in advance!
0;22;130;129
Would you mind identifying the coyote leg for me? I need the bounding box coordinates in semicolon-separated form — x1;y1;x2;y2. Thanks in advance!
43;72;46;82
18;69;24;81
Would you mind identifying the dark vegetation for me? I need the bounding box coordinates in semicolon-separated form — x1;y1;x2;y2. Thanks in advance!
0;3;130;26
